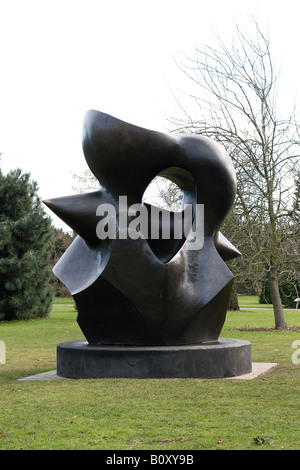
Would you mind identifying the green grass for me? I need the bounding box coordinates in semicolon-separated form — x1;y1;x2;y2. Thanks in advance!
238;295;270;308
52;296;74;304
0;298;300;450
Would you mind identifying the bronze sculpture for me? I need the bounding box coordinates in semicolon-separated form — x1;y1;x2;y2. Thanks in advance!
44;110;251;378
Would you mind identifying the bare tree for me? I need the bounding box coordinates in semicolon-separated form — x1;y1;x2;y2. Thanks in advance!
72;168;99;193
143;176;183;211
170;20;300;328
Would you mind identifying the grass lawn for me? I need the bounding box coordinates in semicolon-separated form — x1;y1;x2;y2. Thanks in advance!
0;297;300;450
237;295;270;308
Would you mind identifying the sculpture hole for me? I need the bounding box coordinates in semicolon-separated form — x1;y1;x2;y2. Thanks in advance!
142;176;183;212
142;167;196;263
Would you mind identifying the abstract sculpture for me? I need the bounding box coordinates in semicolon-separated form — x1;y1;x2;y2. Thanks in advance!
44;110;251;378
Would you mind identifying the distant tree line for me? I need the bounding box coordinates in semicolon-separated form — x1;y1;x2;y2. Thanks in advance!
50;227;74;297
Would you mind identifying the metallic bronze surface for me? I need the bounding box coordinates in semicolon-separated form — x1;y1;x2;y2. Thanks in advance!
44;110;240;346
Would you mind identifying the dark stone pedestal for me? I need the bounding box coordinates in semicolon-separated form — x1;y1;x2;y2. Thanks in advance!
57;338;251;379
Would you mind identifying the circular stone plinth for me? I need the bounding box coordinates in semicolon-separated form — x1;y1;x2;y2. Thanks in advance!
57;338;251;379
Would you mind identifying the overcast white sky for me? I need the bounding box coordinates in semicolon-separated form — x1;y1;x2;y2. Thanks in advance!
0;0;299;229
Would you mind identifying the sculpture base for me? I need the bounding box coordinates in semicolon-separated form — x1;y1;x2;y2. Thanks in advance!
57;338;251;379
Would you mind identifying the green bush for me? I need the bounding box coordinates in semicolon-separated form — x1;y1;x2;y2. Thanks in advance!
259;279;299;308
0;168;54;320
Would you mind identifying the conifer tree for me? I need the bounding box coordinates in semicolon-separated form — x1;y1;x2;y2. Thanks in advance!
0;167;54;320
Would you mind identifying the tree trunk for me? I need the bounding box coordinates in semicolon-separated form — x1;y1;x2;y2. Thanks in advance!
228;279;240;311
268;267;287;329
